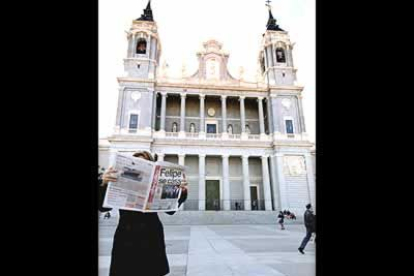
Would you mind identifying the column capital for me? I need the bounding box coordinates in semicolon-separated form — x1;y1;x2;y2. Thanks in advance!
157;153;165;157
222;154;230;159
241;155;249;160
178;153;186;157
199;154;206;158
161;92;168;97
199;94;206;99
239;96;246;100
261;155;270;159
180;93;187;98
257;96;264;101
221;95;227;100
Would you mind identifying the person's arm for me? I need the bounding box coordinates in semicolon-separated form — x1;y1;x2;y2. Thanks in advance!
98;179;112;213
98;167;118;213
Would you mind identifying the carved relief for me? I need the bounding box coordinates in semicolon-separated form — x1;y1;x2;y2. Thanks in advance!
131;92;142;102
283;156;306;176
281;98;292;110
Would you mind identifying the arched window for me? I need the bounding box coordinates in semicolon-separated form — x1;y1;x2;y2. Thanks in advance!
245;125;251;134
276;48;286;63
190;123;196;133
227;124;233;134
136;39;147;54
172;122;178;132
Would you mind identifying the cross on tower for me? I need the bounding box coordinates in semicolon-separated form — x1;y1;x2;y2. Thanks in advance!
265;0;272;6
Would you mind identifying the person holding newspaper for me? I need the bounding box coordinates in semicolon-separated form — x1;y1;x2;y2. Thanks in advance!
99;151;188;276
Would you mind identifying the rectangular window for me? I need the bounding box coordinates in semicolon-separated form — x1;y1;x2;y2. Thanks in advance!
206;124;217;134
129;114;138;129
285;120;294;134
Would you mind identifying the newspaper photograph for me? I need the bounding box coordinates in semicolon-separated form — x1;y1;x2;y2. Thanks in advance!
103;153;186;212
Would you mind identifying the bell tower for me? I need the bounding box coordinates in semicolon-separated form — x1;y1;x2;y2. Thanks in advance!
124;0;161;80
113;1;161;137
259;2;296;86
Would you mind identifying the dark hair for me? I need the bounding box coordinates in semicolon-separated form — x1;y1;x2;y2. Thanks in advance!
306;203;312;209
132;151;157;162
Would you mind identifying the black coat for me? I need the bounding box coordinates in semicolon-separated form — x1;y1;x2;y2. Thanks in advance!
304;209;316;232
99;180;186;276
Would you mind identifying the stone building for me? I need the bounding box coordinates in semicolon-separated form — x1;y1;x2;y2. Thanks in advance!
99;1;315;214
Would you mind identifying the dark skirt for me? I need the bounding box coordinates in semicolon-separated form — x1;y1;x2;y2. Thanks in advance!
109;210;169;276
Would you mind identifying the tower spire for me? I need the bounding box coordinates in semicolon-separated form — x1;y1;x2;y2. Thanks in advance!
265;0;284;31
137;0;154;21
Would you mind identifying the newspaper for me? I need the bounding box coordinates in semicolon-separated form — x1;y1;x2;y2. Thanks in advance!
103;153;186;212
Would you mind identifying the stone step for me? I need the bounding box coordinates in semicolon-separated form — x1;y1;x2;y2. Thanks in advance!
99;211;304;226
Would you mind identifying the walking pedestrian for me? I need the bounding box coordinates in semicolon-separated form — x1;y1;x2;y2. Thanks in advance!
298;204;316;254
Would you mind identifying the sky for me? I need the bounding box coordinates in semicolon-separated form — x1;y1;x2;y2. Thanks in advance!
99;0;315;143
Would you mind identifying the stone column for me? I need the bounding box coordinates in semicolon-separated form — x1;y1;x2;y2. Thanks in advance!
287;45;294;67
221;95;228;138
160;92;167;132
297;95;307;133
179;93;186;137
178;154;185;166
271;43;276;66
115;87;125;133
132;33;138;57
304;153;316;208
266;97;273;134
199;94;205;137
151;92;157;130
257;97;266;139
127;34;134;57
178;154;186;210
157;153;165;162
261;155;272;211
222;154;230;210
242;155;251;210
240;96;247;139
147;34;152;57
198;154;206;210
269;155;280;211
275;153;288;210
270;95;281;137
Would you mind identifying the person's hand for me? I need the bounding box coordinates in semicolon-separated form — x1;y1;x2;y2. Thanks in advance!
102;167;118;185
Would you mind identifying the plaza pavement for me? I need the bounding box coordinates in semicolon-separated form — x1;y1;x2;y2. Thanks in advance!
99;219;315;276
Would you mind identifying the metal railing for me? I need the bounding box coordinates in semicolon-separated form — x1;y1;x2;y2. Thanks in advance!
165;132;179;137
181;199;266;211
206;133;221;139
186;132;199;138
248;134;260;140
157;131;270;141
228;134;241;139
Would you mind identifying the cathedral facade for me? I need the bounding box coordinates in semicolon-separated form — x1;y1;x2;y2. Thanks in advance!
99;1;315;214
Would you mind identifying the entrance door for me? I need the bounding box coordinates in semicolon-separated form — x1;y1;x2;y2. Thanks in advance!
250;186;259;210
206;180;220;210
